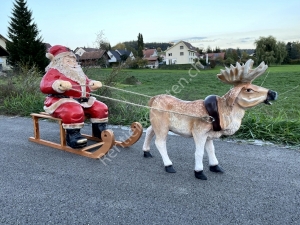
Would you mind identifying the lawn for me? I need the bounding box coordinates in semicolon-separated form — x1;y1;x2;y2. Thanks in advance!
86;64;300;146
87;64;300;121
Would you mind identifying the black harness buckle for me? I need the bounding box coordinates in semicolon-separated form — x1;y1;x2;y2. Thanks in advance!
74;97;89;103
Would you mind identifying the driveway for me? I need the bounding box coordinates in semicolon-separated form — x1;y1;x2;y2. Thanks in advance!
0;115;299;224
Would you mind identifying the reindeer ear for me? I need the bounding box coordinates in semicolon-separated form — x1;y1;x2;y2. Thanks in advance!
226;85;244;107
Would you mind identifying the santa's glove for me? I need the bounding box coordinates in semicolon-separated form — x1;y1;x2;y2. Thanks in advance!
89;80;102;91
52;80;72;93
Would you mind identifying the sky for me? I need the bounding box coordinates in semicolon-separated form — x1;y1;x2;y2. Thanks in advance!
1;0;300;51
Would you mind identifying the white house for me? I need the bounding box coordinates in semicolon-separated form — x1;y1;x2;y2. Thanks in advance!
165;41;198;65
0;34;11;71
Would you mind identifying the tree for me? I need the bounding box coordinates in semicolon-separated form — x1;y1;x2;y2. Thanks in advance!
206;46;212;53
241;51;249;63
137;33;144;58
237;48;242;61
254;36;287;65
94;30;111;51
6;0;48;71
275;41;287;64
214;46;221;53
112;42;126;50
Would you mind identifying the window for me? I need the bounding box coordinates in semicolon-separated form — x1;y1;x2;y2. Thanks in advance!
180;52;184;56
168;53;172;56
180;46;184;49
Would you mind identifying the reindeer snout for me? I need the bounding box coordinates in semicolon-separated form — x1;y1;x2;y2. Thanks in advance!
264;90;277;105
268;90;278;101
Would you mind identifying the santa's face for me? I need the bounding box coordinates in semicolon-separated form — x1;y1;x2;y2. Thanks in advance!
63;56;78;68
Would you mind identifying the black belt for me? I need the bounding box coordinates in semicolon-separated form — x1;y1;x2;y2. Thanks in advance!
48;94;89;103
204;95;222;131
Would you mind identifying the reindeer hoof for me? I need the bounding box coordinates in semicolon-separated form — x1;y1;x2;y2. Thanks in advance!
209;165;224;173
194;170;207;180
165;165;176;173
143;151;153;158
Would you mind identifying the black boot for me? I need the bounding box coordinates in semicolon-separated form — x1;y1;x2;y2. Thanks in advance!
92;123;107;139
66;129;87;149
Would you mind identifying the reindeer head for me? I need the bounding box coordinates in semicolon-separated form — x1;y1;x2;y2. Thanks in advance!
217;59;277;108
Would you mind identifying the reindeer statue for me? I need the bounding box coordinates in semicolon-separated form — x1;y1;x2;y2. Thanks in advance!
142;59;277;180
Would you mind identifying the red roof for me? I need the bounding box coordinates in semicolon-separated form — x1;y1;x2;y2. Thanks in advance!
80;50;106;60
143;49;156;58
144;56;158;61
206;52;225;59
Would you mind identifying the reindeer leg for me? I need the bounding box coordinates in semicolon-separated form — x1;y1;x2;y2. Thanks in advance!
205;139;224;173
154;133;176;173
193;134;208;180
142;126;155;158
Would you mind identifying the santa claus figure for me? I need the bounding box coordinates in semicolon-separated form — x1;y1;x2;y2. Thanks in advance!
40;45;108;148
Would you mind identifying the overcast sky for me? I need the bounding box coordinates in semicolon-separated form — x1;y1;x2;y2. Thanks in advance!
1;0;300;50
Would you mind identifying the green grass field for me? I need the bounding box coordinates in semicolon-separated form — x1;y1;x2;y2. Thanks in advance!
1;64;299;146
88;65;300;120
87;65;300;146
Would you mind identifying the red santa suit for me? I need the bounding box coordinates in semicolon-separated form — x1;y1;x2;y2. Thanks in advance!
40;45;108;130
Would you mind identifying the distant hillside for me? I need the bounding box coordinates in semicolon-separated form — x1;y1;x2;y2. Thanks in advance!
123;41;172;52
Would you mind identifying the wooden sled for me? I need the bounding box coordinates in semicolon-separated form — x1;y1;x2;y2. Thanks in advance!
28;113;143;159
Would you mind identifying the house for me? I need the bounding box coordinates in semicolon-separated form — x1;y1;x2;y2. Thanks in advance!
116;49;135;60
206;52;225;61
107;49;135;64
79;50;109;67
165;41;198;65
74;47;98;56
0;34;11;71
199;52;225;64
143;49;159;68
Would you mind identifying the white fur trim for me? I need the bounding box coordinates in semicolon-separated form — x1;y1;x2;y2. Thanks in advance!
62;122;84;129
46;53;54;60
90;118;108;123
52;80;64;93
80;96;96;108
43;98;80;114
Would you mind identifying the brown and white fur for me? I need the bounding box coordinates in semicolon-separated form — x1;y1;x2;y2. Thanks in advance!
142;59;277;180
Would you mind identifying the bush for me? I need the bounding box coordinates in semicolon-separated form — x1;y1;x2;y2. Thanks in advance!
290;59;300;64
209;60;216;68
123;76;140;85
224;57;235;66
0;63;44;115
199;59;207;66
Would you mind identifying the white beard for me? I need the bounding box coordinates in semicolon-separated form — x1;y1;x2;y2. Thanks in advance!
46;58;87;85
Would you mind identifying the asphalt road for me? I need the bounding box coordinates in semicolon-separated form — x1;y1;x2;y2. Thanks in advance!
0;115;299;225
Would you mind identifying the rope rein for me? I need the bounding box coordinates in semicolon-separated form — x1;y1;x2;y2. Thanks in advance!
102;85;153;98
69;86;214;123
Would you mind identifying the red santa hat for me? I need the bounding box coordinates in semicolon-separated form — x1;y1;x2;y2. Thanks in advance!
46;45;75;61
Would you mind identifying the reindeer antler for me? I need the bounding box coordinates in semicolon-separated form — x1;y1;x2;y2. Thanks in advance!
217;59;268;85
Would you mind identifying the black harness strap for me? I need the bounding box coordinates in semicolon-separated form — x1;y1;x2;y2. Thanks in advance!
204;95;222;131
